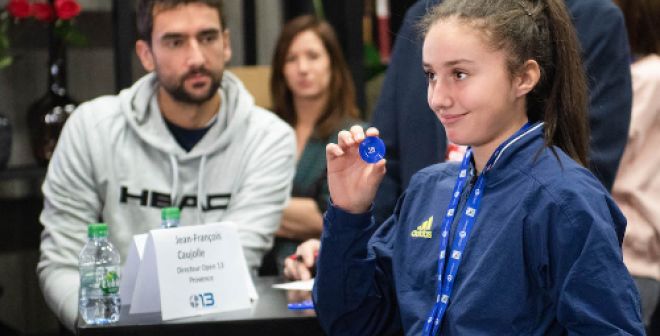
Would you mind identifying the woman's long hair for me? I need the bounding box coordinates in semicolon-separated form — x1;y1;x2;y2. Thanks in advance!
270;15;359;138
615;0;660;56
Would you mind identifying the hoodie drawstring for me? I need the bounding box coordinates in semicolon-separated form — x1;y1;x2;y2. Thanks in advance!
169;155;179;208
196;155;207;224
169;154;207;225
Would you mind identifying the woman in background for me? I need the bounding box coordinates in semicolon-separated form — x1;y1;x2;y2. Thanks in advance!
265;15;361;275
611;0;660;333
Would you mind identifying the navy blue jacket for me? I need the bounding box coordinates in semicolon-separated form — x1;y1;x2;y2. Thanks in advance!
371;0;632;224
314;125;644;335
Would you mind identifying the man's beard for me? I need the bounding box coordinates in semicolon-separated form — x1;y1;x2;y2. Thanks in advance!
159;68;222;105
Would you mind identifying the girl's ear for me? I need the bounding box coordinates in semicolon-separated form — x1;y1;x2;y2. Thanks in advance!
515;60;541;97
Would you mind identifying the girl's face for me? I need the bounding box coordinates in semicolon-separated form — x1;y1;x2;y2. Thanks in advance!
283;29;332;102
423;18;531;158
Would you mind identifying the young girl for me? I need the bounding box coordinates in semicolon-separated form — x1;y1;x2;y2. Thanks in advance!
314;0;644;334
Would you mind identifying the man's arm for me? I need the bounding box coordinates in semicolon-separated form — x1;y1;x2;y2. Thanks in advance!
221;114;296;270
276;197;324;240
37;105;102;332
568;0;632;190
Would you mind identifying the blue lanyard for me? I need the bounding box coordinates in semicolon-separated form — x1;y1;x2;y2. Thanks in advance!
422;122;536;336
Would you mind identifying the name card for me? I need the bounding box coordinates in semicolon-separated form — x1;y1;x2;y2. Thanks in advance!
124;222;256;321
119;233;148;305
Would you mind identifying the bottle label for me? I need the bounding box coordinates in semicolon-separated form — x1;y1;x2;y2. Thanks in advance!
80;266;120;295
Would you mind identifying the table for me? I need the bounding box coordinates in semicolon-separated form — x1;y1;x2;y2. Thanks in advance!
77;276;324;336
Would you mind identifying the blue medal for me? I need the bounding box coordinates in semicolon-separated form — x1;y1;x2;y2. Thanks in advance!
359;136;386;163
422;122;539;336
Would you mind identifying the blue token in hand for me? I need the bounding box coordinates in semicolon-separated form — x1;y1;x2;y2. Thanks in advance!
359;136;386;163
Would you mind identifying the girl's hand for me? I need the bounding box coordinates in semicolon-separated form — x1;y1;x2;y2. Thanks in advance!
326;125;386;214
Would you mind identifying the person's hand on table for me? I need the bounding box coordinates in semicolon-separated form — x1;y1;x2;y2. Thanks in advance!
283;238;320;280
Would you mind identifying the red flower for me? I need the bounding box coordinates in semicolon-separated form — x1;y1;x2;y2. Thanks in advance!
7;0;32;19
32;3;55;22
54;0;80;20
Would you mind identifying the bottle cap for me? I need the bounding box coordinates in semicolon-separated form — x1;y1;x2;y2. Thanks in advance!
161;207;181;220
88;223;108;238
359;136;386;164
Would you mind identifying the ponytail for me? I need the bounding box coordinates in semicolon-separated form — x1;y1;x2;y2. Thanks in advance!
541;0;589;167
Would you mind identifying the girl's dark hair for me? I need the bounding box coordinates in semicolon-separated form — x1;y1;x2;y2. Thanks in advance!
137;0;226;44
614;0;660;56
420;0;589;167
270;15;359;138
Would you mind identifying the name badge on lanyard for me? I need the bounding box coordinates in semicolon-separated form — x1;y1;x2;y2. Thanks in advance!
422;122;539;336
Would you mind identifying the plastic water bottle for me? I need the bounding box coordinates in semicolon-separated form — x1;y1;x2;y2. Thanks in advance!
161;207;180;228
79;223;121;325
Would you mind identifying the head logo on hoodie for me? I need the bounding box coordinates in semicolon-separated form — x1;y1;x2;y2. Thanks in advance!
119;186;231;211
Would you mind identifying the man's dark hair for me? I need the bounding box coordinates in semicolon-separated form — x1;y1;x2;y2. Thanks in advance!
137;0;226;44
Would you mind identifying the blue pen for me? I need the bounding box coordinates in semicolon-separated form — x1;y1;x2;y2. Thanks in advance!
287;299;314;310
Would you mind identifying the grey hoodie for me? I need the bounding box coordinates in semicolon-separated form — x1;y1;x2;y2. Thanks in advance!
37;71;296;330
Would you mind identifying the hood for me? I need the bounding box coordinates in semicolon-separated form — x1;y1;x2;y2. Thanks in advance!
117;70;257;160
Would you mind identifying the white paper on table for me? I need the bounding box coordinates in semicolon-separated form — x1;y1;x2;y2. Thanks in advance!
272;279;314;291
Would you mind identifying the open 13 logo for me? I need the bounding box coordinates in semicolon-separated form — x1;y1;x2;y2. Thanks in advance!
189;292;216;309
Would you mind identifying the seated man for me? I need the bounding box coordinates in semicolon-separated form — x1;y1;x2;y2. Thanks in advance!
37;0;295;330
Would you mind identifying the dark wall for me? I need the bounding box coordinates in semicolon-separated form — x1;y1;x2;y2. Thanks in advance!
281;0;417;115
